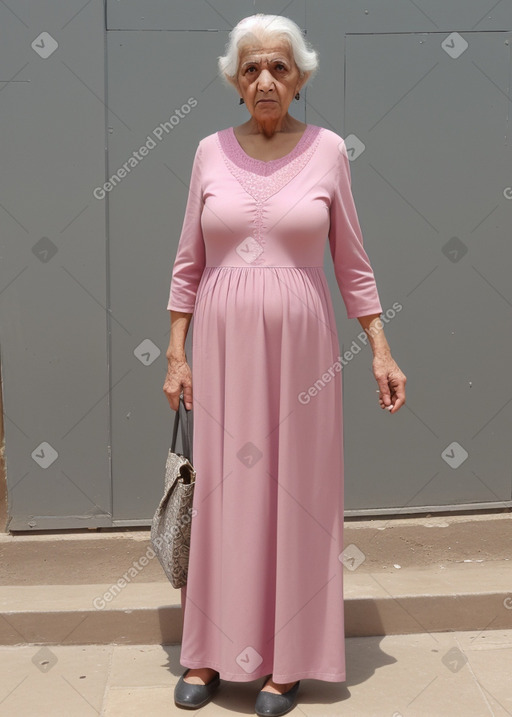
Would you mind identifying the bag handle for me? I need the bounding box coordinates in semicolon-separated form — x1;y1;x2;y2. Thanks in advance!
171;392;193;463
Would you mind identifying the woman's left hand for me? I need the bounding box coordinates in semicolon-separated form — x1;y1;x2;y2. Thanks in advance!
372;353;407;414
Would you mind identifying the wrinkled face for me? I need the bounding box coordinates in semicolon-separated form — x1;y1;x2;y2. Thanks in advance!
235;36;304;122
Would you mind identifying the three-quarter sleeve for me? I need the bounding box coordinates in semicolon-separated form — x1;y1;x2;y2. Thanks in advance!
167;142;206;312
328;141;383;319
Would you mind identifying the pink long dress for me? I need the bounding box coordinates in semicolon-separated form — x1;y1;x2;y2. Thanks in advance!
167;124;382;683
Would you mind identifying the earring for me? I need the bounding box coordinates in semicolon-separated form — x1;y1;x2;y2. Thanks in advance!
295;92;300;101
239;97;245;105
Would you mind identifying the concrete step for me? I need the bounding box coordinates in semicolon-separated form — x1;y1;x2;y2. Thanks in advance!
1;512;511;645
2;633;512;716
1;561;512;645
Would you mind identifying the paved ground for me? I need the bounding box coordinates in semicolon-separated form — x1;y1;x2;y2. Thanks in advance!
1;629;512;716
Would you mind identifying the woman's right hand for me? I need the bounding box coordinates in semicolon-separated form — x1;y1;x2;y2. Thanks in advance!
163;355;193;411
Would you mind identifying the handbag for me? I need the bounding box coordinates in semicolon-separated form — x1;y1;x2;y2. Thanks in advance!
150;393;196;588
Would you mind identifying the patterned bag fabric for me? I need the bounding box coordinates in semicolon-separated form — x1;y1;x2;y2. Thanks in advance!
151;394;196;588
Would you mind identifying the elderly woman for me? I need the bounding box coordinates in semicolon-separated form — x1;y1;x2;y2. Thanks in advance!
163;13;406;717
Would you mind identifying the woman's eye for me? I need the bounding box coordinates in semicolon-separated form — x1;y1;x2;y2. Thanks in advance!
244;63;287;75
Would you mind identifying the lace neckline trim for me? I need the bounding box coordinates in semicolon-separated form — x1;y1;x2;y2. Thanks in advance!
218;124;321;175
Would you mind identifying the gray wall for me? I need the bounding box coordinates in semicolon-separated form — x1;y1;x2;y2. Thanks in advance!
1;0;511;530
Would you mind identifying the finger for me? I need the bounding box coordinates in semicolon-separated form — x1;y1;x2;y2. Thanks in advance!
163;382;177;412
182;383;193;410
166;394;178;412
377;393;386;406
390;398;404;413
390;384;406;413
376;377;392;407
163;382;183;413
170;392;180;412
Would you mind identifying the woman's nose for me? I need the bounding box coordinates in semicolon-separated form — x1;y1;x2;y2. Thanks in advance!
257;68;274;91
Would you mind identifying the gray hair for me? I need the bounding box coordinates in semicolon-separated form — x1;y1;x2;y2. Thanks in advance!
218;14;319;85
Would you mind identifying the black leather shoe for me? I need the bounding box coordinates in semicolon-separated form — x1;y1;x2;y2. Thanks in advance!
254;679;301;717
174;668;220;709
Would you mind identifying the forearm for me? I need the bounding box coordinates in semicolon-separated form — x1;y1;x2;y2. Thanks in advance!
166;310;192;360
357;313;391;358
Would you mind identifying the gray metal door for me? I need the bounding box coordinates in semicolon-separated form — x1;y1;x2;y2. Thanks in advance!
2;1;511;529
338;26;512;514
1;0;111;530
